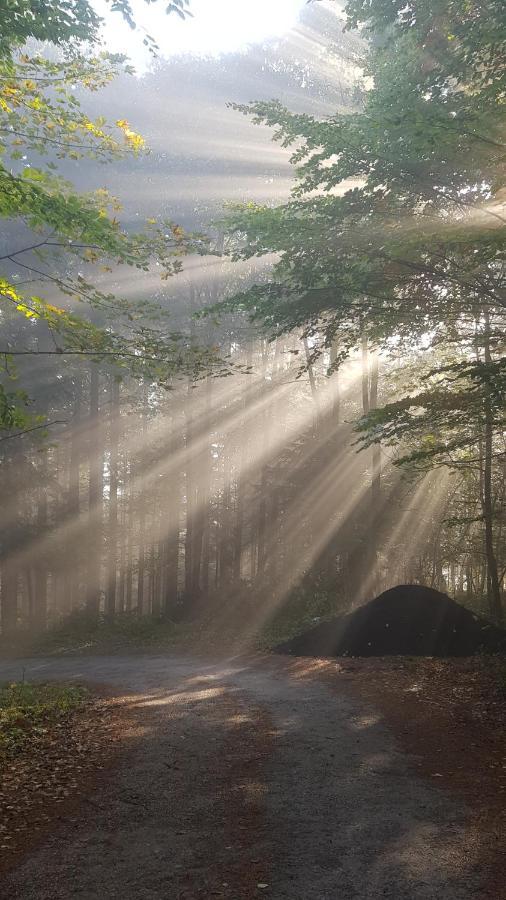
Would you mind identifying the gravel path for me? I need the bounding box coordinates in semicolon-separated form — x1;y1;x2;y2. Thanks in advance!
0;655;483;899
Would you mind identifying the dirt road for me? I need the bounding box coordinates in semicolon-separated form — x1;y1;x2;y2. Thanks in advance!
0;655;484;899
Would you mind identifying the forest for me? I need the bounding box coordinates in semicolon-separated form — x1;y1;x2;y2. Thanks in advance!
0;0;504;648
1;2;506;898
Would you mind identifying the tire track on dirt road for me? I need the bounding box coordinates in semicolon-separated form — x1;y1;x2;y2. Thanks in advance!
0;655;485;899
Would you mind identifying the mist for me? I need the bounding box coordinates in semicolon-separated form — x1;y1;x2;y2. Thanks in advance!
0;0;503;651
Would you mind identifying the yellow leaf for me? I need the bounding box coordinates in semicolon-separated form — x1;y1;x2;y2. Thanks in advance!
16;302;36;318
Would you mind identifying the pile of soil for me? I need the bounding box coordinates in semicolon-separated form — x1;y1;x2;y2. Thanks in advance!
277;584;506;657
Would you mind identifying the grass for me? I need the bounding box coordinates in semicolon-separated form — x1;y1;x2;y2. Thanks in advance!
0;587;344;658
0;681;88;759
0;611;192;658
41;611;190;652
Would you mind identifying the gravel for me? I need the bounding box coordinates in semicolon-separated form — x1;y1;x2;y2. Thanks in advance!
0;654;484;899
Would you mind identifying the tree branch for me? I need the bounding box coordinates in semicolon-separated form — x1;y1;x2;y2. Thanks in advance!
0;420;67;442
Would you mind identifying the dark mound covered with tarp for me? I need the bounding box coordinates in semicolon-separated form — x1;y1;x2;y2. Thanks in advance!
277;585;506;657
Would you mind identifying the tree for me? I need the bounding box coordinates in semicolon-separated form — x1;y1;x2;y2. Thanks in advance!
0;0;218;433
214;0;505;617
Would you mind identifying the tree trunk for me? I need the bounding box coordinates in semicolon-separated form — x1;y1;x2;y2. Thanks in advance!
125;459;134;614
329;338;341;424
482;311;502;621
369;349;381;507
68;378;82;611
86;365;102;617
233;361;250;583
219;445;234;587
361;334;370;415
33;454;48;630
184;379;195;604
1;561;18;634
137;384;148;615
163;461;180;616
303;335;319;428
106;376;120;619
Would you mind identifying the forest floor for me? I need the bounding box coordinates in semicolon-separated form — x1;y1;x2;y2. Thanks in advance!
0;653;504;899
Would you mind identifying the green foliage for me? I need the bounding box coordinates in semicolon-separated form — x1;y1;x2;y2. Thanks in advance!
0;0;193;57
344;0;506;102
15;609;182;654
259;584;346;648
0;0;102;56
356;356;506;469
0;680;87;758
213;0;505;615
217;0;505;448
0;0;215;433
0;382;31;430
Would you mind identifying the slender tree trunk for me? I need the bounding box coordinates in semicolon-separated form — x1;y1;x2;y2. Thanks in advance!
1;562;18;634
233;361;250;583
256;485;267;576
256;339;279;577
323;338;342;581
482;311;502;621
54;439;68;619
106;376;120;619
147;544;155;616
219;446;234;587
137;384;148;615
163;452;180;616
303;335;319;428
125;556;133;613
201;429;211;600
233;479;244;583
118;512;126;615
125;459;134;614
191;440;205;600
137;509;146;615
329;338;341;424
25;567;34;627
151;498;163;617
466;564;474;601
361;334;370;416
86;365;102;617
200;377;213;596
68;378;81;611
369;349;381;507
33;455;48;630
357;336;382;598
184;379;195;604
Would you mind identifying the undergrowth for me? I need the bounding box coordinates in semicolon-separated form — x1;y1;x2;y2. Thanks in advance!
0;681;87;758
0;584;347;657
258;585;347;649
0;611;194;657
41;612;191;655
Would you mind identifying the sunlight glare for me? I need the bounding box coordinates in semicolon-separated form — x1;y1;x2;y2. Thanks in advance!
95;0;309;70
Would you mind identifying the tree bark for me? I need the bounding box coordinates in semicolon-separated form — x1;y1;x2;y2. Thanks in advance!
369;348;381;507
482;311;502;621
1;561;18;634
68;377;82;611
33;453;48;630
86;365;102;617
106;376;120;619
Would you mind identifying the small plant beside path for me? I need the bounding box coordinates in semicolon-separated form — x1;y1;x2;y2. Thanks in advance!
0;681;88;759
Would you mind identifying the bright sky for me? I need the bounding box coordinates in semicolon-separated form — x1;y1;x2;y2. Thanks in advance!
95;0;309;69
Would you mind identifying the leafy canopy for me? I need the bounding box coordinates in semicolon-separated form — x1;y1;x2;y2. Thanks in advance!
0;0;218;432
214;0;504;470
